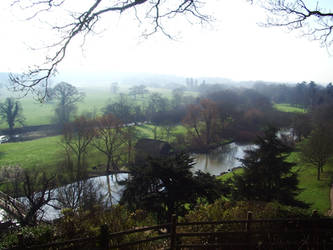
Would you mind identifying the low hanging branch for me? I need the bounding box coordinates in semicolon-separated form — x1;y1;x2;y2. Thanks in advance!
259;0;333;49
9;0;211;101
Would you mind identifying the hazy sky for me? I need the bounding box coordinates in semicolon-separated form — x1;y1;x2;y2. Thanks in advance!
1;0;333;84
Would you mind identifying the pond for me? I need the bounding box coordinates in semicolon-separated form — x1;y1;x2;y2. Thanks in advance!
42;174;128;220
192;142;254;176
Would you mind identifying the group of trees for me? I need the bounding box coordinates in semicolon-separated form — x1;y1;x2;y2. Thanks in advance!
253;81;333;182
62;115;132;176
254;81;333;109
0;81;84;135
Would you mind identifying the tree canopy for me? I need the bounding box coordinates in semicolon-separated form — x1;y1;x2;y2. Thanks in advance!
299;125;333;181
52;82;85;125
0;98;25;134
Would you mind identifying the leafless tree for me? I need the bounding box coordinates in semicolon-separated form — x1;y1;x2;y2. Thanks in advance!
2;169;56;226
8;0;211;99
257;0;333;50
93;114;127;173
62;116;96;179
183;98;221;148
55;178;106;211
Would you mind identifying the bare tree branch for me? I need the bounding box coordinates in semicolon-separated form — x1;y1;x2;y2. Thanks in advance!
258;0;333;50
9;0;211;100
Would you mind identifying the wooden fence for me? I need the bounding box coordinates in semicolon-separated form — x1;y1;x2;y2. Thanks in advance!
7;212;333;250
0;190;26;218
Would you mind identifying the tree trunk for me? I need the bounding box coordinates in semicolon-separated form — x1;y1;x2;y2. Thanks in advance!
317;166;321;181
106;175;112;206
106;156;111;173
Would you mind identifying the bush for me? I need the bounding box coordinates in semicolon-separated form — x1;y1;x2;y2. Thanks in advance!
0;224;55;249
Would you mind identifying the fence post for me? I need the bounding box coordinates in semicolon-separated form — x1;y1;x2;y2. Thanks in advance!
170;214;177;250
246;211;252;232
100;224;110;250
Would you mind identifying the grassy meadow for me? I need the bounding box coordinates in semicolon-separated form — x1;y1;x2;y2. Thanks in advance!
273;103;307;113
0;136;62;169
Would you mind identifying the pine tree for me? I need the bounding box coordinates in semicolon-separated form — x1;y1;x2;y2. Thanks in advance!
233;126;307;208
120;152;229;223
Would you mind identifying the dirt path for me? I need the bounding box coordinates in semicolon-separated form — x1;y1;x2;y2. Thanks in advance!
327;184;333;216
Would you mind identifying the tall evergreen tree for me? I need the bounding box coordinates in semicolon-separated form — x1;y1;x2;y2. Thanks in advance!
120;152;229;223
233;126;307;208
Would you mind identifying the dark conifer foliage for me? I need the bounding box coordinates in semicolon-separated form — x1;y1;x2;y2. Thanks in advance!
120;152;229;223
233;126;307;208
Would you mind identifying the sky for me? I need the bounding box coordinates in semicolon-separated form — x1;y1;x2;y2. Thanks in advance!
0;0;333;84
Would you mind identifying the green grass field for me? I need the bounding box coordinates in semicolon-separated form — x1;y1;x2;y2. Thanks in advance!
0;135;120;171
273;103;307;113
0;136;62;169
0;124;182;170
295;159;333;214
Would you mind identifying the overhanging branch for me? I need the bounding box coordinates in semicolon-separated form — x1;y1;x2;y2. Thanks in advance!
9;0;211;100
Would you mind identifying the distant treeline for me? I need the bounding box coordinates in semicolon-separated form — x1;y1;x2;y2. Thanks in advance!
253;81;333;109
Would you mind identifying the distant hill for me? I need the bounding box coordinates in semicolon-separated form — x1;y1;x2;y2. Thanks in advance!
0;71;290;91
55;71;239;89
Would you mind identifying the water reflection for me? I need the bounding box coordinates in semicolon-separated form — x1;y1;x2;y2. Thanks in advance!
43;174;128;220
192;143;254;176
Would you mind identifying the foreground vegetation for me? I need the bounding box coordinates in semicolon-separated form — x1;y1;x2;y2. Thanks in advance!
0;200;313;249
